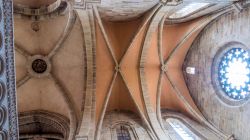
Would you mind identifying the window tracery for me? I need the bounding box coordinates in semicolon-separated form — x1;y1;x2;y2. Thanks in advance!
218;48;250;100
212;42;250;105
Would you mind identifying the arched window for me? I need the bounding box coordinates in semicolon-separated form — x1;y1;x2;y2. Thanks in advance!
116;125;131;140
166;118;200;140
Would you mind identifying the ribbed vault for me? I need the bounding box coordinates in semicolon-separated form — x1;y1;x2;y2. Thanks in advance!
12;0;245;140
93;3;234;140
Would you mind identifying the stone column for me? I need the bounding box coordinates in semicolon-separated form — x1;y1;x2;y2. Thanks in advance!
0;0;19;140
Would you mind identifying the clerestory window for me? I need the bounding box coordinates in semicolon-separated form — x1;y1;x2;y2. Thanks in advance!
116;125;131;140
166;118;200;140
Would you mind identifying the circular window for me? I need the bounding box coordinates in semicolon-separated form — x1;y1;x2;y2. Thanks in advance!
212;42;250;106
219;48;250;100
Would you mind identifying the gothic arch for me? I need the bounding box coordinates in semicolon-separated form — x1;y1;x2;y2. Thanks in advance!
100;111;152;140
19;110;70;140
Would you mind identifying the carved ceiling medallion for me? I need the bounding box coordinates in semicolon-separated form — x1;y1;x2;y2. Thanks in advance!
27;55;51;78
32;59;47;74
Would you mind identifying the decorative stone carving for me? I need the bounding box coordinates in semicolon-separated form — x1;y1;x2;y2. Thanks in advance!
31;22;40;32
0;57;4;75
14;0;68;20
74;0;101;9
0;81;5;103
14;0;62;16
32;59;48;73
27;55;51;78
0;0;19;139
0;130;8;140
0;106;7;128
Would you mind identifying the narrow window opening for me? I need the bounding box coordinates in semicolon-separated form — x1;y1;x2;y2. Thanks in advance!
116;125;131;140
166;118;199;140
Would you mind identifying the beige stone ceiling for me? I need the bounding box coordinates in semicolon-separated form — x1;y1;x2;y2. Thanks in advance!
13;0;239;139
97;0;158;21
14;7;85;137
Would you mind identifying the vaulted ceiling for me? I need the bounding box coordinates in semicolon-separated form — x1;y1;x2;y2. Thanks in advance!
13;0;249;140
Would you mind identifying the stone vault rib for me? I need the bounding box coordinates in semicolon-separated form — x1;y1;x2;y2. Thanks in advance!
139;5;173;140
48;3;77;59
93;6;118;66
162;7;235;139
50;74;78;140
75;8;96;139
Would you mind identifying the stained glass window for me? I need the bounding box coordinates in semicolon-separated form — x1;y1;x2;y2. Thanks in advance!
218;48;250;100
116;126;131;140
166;118;198;140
